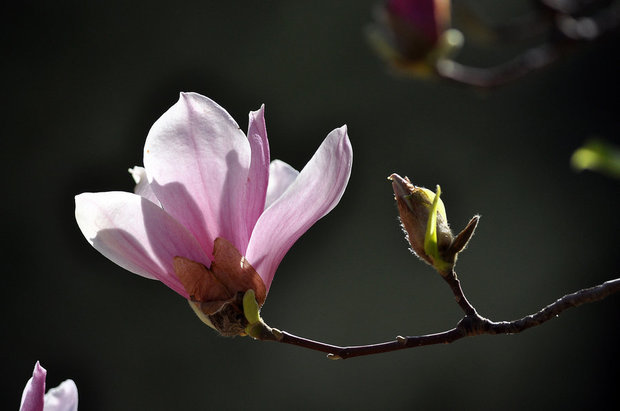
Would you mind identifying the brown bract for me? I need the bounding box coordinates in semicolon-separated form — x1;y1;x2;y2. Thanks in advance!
173;237;266;336
390;174;453;265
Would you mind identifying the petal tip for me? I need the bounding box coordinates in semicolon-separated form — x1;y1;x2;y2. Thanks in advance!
74;193;89;211
33;361;46;377
249;104;266;120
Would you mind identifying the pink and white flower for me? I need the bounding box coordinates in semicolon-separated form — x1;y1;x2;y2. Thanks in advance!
20;362;78;411
75;93;352;334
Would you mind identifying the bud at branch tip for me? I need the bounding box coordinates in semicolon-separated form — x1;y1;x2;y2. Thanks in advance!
389;173;479;275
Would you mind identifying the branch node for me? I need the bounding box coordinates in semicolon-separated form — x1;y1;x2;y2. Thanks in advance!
396;335;408;345
327;353;342;360
271;328;284;341
457;315;487;336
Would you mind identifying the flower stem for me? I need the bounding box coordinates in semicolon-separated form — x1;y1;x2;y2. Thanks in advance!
442;269;478;317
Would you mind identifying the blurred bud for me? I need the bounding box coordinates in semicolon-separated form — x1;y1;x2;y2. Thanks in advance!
389;173;479;275
387;0;451;50
368;0;463;76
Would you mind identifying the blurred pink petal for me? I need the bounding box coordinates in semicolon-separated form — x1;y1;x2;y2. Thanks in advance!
387;0;449;43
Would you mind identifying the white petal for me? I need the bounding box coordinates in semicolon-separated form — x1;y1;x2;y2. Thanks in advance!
75;191;210;298
43;380;78;411
128;166;160;205
265;160;299;210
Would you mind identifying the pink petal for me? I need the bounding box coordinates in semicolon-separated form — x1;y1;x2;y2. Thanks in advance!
143;92;252;258
243;105;270;240
387;0;441;43
265;160;299;209
43;380;78;411
246;126;352;290
75;191;211;298
128;166;160;205
20;362;46;411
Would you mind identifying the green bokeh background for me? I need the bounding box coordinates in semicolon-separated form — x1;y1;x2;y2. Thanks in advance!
3;1;619;409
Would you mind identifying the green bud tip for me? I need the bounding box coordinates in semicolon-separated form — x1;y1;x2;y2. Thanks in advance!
423;185;442;262
243;289;261;325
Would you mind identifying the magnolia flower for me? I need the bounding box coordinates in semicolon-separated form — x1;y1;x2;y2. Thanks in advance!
75;93;352;335
20;362;78;411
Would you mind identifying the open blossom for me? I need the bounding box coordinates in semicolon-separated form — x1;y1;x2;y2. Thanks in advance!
75;92;352;335
20;362;78;411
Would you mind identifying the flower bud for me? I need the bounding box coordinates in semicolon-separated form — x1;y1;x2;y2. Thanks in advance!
387;0;451;53
389;173;479;274
368;0;463;76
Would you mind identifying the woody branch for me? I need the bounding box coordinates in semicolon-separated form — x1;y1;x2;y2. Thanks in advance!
257;276;620;359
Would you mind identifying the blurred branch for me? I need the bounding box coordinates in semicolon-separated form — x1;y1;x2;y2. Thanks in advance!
253;275;620;359
435;42;561;88
434;0;619;88
455;2;550;44
555;3;620;40
539;0;614;15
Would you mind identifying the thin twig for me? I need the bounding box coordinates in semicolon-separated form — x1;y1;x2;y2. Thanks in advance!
255;277;620;359
441;269;478;317
435;1;619;88
435;42;562;88
486;278;620;334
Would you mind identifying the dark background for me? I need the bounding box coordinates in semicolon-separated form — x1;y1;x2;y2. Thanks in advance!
3;1;619;410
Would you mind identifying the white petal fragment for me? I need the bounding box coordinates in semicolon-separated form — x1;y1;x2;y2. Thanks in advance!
265;160;299;210
128;166;160;205
43;380;78;411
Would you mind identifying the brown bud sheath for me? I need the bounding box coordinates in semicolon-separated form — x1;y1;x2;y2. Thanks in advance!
389;174;453;266
174;237;266;336
389;173;480;273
